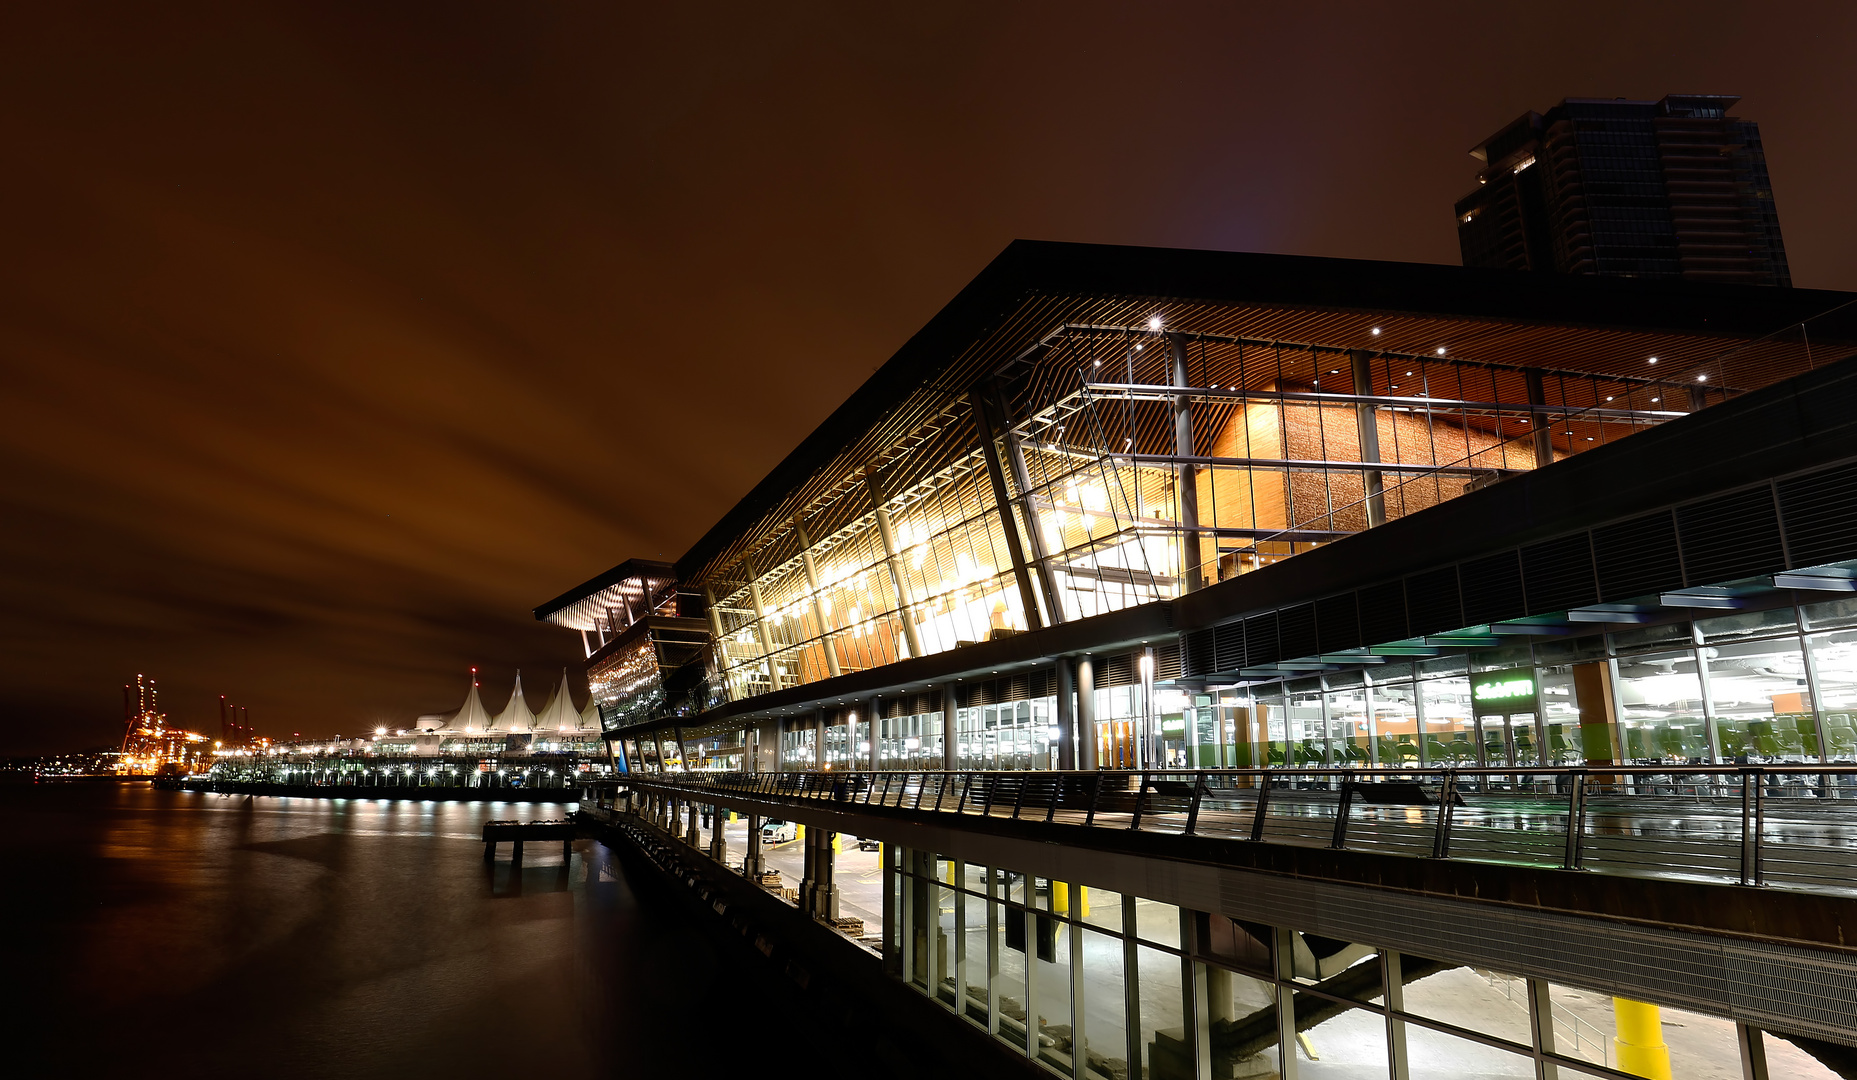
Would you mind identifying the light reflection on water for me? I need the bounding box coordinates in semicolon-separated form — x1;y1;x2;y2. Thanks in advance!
5;782;840;1079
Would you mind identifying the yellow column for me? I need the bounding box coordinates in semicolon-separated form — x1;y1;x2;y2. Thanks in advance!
832;831;841;853
1612;998;1672;1080
1052;881;1069;914
796;823;806;841
1078;886;1090;917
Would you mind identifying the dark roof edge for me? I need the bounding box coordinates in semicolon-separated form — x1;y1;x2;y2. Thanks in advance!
670;240;1854;585
533;559;676;622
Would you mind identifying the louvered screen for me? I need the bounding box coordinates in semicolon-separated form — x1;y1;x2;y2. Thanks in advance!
1356;580;1408;645
1214;622;1246;673
1243;612;1280;667
1677;487;1786;585
1405;566;1463;636
1778;459;1857;569
1154;642;1183;681
1316;593;1361;653
1184;628;1215;677
1593;511;1683;602
1521;534;1598;615
1459;551;1524;627
1100;651;1136;688
1277;603;1318;660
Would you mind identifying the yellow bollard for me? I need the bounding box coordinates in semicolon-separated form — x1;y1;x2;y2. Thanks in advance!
1612;997;1673;1080
832;831;841;853
729;811;737;823
796;823;805;841
1052;881;1069;915
1078;886;1090;918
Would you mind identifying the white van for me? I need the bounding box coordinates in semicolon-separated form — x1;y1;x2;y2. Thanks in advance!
760;819;797;845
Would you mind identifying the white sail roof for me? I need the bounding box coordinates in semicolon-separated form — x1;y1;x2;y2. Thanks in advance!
578;696;603;733
435;675;496;733
533;671;583;733
490;671;536;734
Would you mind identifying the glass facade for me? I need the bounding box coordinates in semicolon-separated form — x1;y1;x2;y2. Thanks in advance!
688;319;1697;713
884;844;1819;1079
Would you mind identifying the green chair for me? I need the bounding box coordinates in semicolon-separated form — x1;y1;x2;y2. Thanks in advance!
1824;715;1857;760
1716;720;1749;759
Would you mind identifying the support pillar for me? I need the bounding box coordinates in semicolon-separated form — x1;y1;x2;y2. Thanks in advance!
1077;655;1099;770
799;825;818;912
814;709;828;772
968;390;1045;631
745;814;764;877
1056;657;1077;771
1525;367;1557;468
746;558;781;695
942;684;958;771
709;804;727;863
1166;332;1204;591
868;697;882;771
794;516;841;678
865;469;924;659
815;829;840;921
669;796;683;839
687;801;700;848
1349;349;1387;529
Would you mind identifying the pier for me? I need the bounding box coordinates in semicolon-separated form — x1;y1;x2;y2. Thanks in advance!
482;817;581;862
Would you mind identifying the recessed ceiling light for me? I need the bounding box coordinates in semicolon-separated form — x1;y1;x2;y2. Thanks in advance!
1148;316;1162;330
1648;357;1659;365
1371;327;1381;335
1697;374;1708;382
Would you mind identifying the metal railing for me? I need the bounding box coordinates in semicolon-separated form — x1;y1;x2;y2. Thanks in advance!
610;764;1857;893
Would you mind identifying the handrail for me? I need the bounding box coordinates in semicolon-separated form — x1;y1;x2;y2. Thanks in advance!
597;764;1857;894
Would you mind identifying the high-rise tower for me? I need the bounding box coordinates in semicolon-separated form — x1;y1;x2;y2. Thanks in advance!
1455;94;1790;285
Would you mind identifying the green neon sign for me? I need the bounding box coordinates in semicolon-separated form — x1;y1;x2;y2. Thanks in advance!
1471;669;1536;707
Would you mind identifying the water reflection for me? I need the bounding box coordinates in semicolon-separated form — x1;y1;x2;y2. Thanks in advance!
3;782;849;1079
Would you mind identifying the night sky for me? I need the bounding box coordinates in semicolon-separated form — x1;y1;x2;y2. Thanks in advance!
4;3;1853;752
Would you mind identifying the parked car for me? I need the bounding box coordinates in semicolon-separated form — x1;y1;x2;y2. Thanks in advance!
760;819;797;844
856;836;880;852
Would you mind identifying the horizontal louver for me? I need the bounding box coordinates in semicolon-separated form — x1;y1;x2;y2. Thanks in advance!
1521;534;1597;615
1278;604;1318;661
1594;511;1683;602
1316;593;1361;653
1244;613;1279;667
1778;460;1857;569
1677;487;1786;586
1213;621;1246;673
1405;567;1463;636
1154;642;1183;681
1460;551;1524;627
1357;580;1408;645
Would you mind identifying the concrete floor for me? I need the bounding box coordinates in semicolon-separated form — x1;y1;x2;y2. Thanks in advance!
676;813;1835;1078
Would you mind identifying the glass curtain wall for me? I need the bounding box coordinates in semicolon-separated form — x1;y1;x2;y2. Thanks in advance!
692;318;1705;716
888;847;1807;1078
1209;599;1857;771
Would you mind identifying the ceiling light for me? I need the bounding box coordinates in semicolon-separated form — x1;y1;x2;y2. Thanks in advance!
1651;397;1660;403
1697;374;1708;382
1371;327;1382;336
1605;396;1613;401
1648;357;1658;365
1435;347;1446;355
1148;316;1162;330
